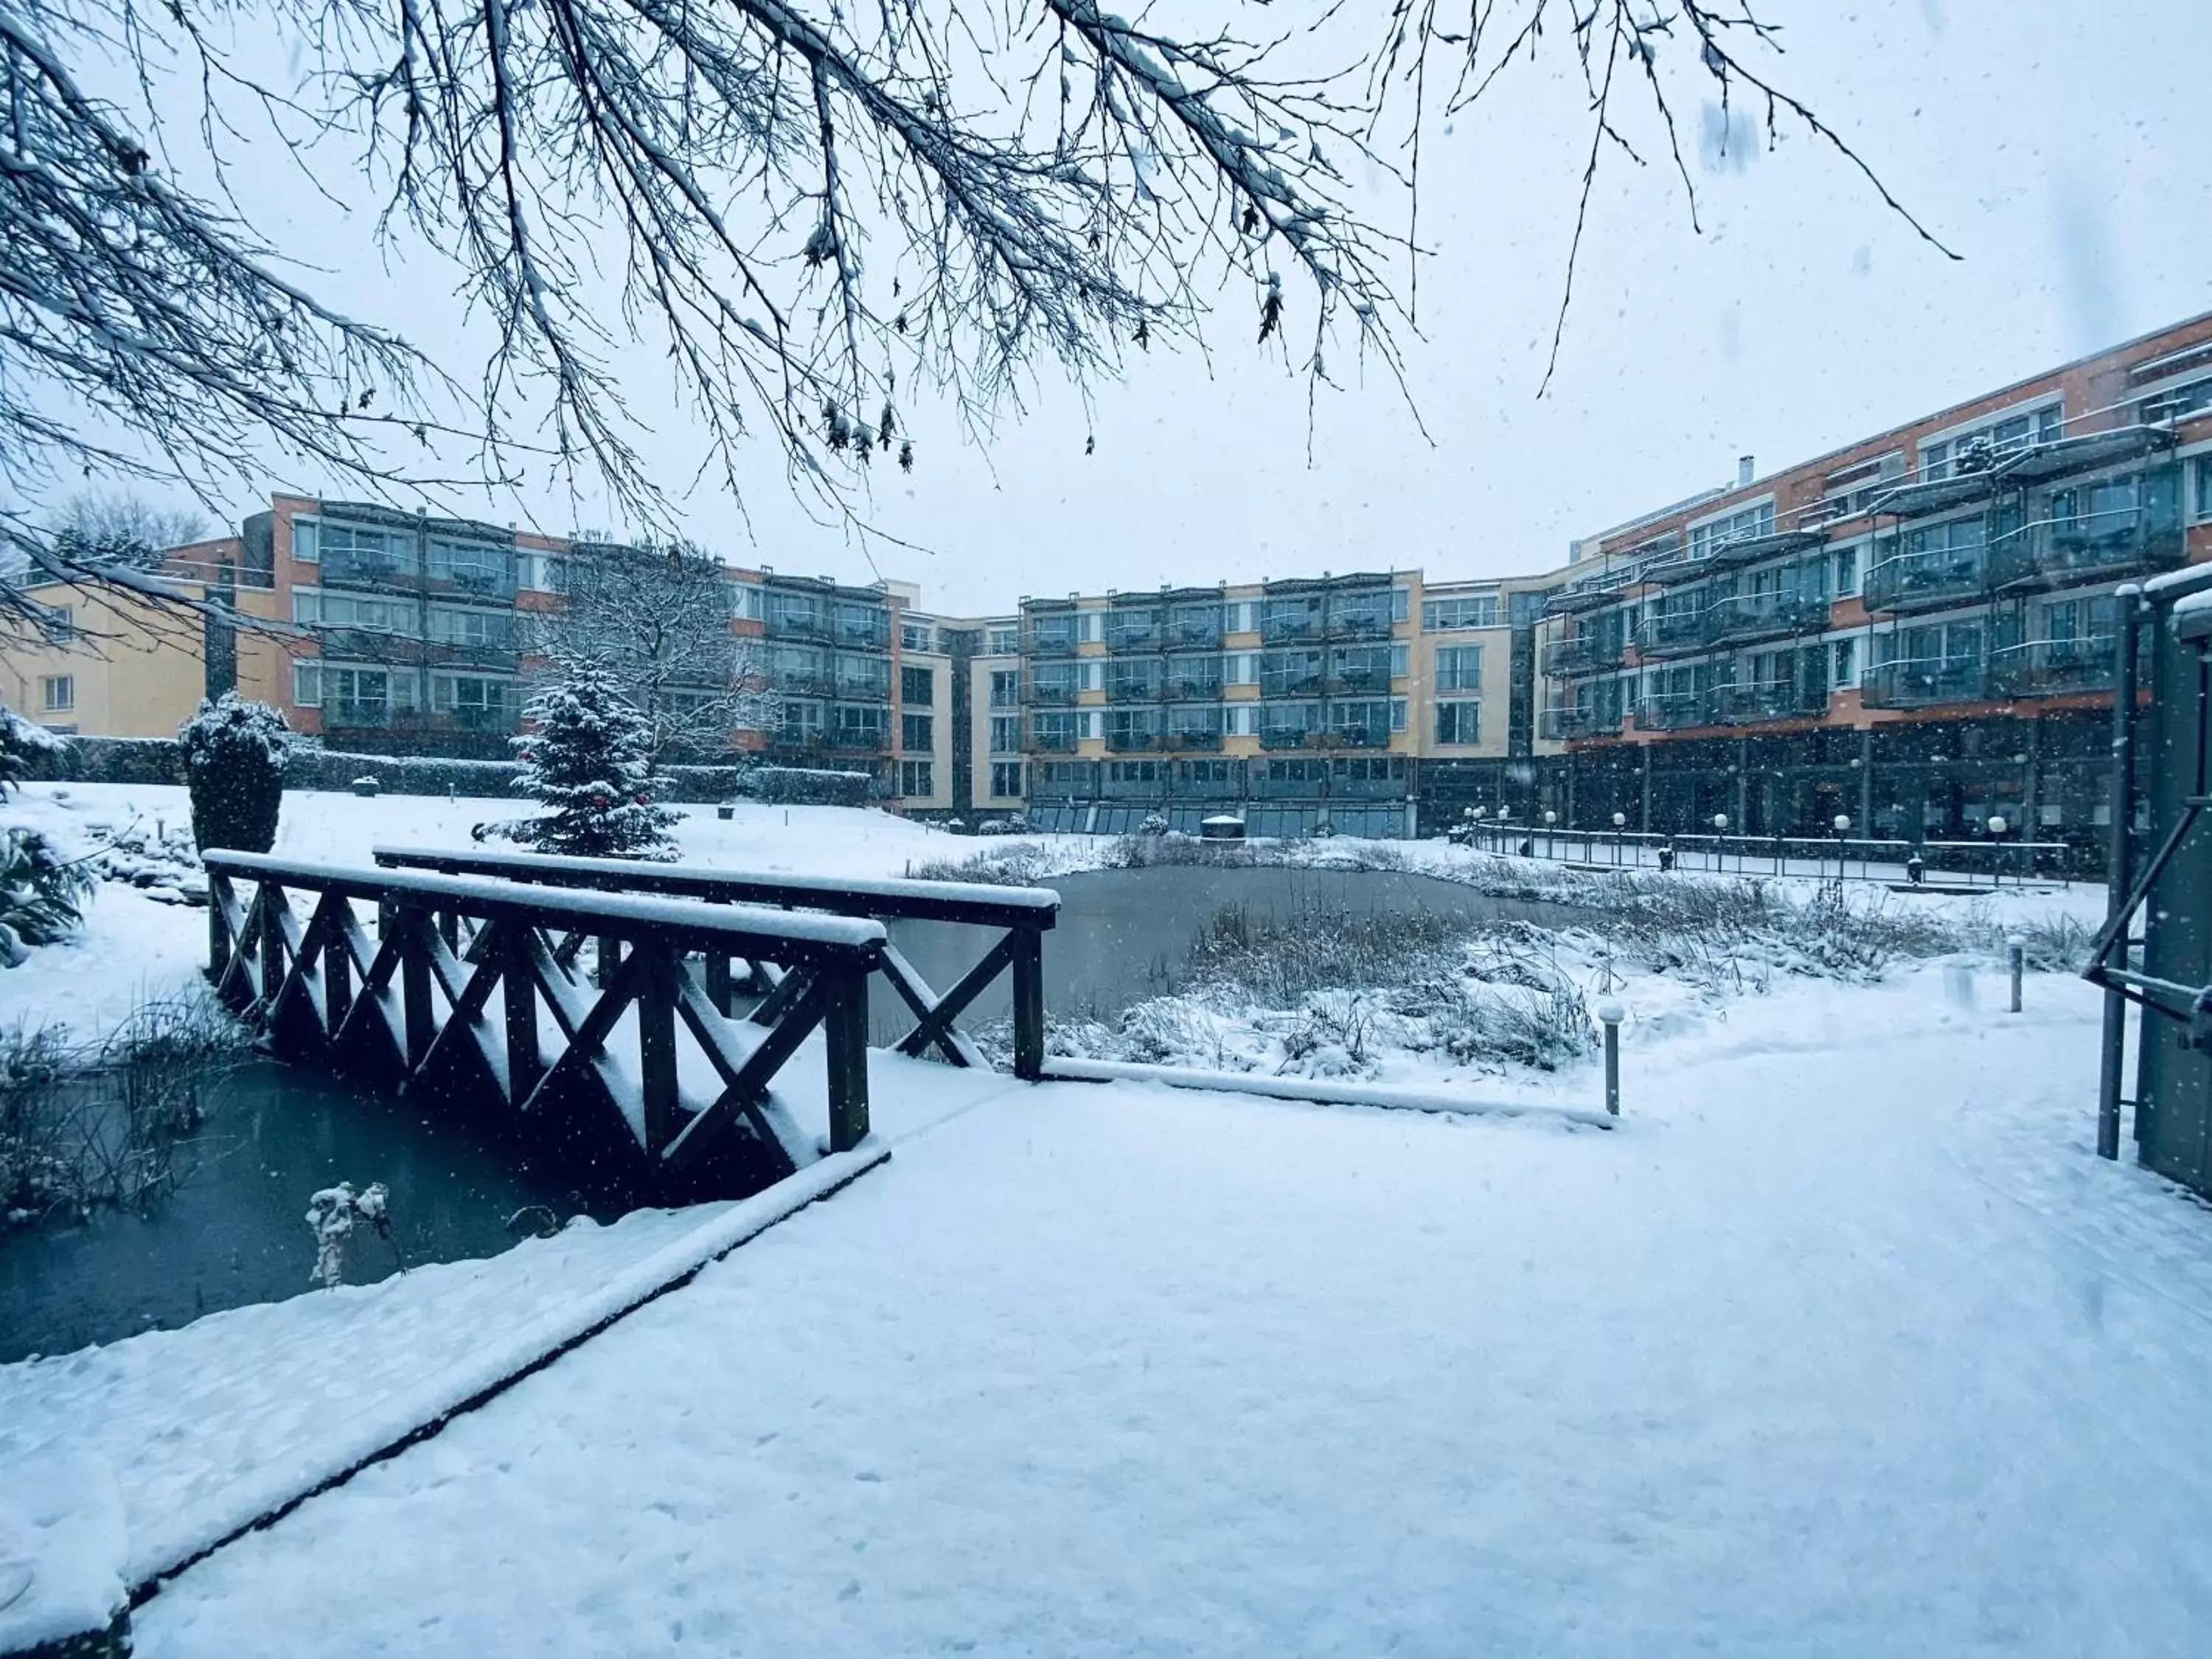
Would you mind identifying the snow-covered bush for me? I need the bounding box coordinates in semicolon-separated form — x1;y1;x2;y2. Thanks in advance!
178;693;292;854
0;827;96;967
1138;812;1169;836
1;702;65;801
306;1180;394;1287
500;661;679;858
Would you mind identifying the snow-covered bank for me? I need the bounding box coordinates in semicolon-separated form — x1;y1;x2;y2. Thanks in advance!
112;964;2212;1658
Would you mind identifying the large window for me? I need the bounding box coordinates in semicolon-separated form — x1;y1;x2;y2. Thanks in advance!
902;712;934;751
1832;638;1860;689
900;759;934;797
1921;404;2062;480
40;674;73;712
1688;501;1775;560
779;700;824;742
990;761;1024;799
304;664;412;726
427;538;515;597
294;588;415;633
1422;595;1498;632
901;664;935;706
2194;454;2212;524
901;622;935;653
990;715;1020;754
316;521;416;582
1434;700;1481;745
432;674;515;731
989;670;1020;708
429;607;515;649
1434;645;1483;691
1031;711;1079;749
987;625;1020;655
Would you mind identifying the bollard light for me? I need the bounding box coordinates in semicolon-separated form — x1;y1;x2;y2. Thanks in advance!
1543;810;1557;825
1988;814;2008;837
1712;813;1729;831
1595;997;1627;1117
1613;812;1627;827
1833;814;1851;833
2006;932;2026;1014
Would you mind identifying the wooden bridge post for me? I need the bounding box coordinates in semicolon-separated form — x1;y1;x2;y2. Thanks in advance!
324;900;353;1041
824;964;871;1152
206;873;231;982
637;943;679;1156
257;882;287;1014
597;934;624;990
399;906;436;1067
703;951;734;1016
503;925;542;1105
1011;927;1046;1082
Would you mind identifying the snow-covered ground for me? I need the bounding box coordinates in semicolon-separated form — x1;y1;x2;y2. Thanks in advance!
12;956;2212;1655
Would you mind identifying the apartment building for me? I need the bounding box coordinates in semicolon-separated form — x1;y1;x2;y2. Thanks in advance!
1533;311;2212;842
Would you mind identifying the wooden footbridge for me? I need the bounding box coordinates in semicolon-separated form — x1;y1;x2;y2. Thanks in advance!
204;847;1059;1197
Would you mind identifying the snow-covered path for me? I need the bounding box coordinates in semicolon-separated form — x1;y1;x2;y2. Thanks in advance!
129;969;2212;1658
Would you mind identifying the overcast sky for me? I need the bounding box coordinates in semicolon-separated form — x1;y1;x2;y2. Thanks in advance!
60;0;2212;613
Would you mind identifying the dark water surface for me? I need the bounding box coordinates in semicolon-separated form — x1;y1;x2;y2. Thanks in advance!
3;863;1584;1360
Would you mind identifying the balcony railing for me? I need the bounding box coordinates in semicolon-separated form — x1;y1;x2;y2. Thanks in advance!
1538;705;1612;741
1987;509;2185;591
1106;728;1166;753
835;678;891;703
1105;678;1164;703
1025;678;1079;706
1704;591;1831;647
1326;665;1392;695
1708;683;1829;726
1635;693;1715;732
1259;726;1318;749
1169;610;1224;647
1029;729;1079;753
1637;609;1710;658
1023;624;1080;657
1162;728;1225;751
1163;676;1223;701
1541;635;1623;676
1859;658;1993;709
1986;639;2116;698
1862;546;1987;615
824;726;889;751
1326;607;1393;640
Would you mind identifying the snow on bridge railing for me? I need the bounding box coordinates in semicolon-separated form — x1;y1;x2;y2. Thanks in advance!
372;845;1059;1079
201;852;887;1199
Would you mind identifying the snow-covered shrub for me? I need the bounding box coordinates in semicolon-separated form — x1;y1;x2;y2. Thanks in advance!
1138;812;1169;836
0;827;96;966
500;661;679;858
178;693;292;854
1;702;65;801
306;1180;394;1287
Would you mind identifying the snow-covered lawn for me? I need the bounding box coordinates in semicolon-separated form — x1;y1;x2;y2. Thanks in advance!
13;959;2212;1655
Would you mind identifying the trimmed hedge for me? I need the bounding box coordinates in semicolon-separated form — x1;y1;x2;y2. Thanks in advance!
21;737;800;806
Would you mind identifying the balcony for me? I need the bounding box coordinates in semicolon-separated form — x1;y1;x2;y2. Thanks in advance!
1859;658;1993;710
1163;674;1223;702
1986;510;2185;591
426;639;522;674
1168;608;1224;647
1105;676;1164;704
1259;726;1318;750
835;678;891;703
1029;728;1079;753
1863;540;1988;614
1023;623;1080;658
1539;705;1613;741
322;553;417;591
1321;724;1391;749
1635;693;1715;732
1103;609;1164;652
1541;634;1623;676
322;698;394;729
1987;639;2116;699
1106;728;1166;754
764;608;836;645
1637;609;1711;659
1704;591;1831;647
1161;728;1225;752
824;726;890;751
1326;604;1394;640
1708;683;1829;726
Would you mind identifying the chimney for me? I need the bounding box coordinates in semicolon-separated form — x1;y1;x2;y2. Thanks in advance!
1736;455;1756;488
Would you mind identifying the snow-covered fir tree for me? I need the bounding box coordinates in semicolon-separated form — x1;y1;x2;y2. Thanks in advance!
507;661;680;858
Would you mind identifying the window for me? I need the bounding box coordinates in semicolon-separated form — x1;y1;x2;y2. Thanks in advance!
900;622;934;653
291;518;321;563
1389;643;1409;678
990;761;1024;799
988;625;1020;655
427;538;515;595
734;582;763;619
2141;378;2212;425
1077;611;1102;644
320;665;406;726
40;674;73;712
780;700;824;742
901;664;935;706
901;712;934;752
1434;700;1481;745
989;669;1020;709
1921;403;2062;480
1079;709;1102;741
1832;638;1859;689
1079;661;1104;692
900;759;935;797
428;606;513;648
432;674;515;730
1391;698;1408;732
1224;653;1257;686
2192;454;2212;524
1422;595;1499;632
293;660;322;706
990;715;1021;754
1435;645;1484;691
1032;711;1079;748
1392;586;1412;623
1833;547;1861;598
46;606;74;644
295;588;416;633
317;521;416;581
1688;501;1775;560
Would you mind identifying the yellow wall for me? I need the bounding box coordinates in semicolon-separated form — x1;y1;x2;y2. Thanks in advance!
0;580;210;737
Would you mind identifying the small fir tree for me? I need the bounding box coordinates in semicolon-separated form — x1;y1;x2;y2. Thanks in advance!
508;661;680;858
178;693;292;853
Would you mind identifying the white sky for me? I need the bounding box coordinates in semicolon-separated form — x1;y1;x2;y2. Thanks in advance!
53;0;2212;613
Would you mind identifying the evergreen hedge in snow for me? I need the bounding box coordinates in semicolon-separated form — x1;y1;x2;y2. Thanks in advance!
178;694;292;854
505;662;680;858
2;700;64;799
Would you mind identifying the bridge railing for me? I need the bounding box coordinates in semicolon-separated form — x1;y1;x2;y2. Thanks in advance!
204;852;886;1190
1450;824;2073;886
371;845;1060;1079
